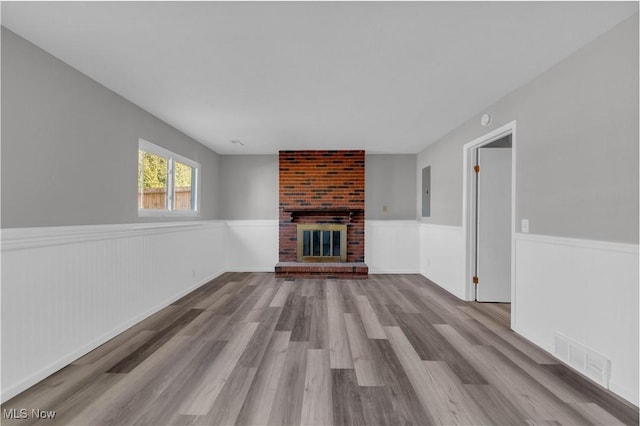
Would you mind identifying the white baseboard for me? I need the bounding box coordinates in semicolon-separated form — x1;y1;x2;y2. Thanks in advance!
369;269;420;274
609;382;639;408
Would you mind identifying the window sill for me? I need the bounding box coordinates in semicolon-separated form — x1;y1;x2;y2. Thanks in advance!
138;209;200;218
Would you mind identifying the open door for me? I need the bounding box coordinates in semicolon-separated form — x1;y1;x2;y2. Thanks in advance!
475;147;512;302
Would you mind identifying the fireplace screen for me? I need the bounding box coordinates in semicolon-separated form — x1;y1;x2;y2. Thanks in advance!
297;224;347;262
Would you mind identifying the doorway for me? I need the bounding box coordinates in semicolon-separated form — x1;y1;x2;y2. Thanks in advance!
462;121;516;327
475;138;512;302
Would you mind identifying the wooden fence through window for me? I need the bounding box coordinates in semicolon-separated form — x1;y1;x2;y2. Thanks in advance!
138;187;192;210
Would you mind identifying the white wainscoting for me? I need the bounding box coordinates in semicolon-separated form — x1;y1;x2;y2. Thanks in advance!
1;218;425;402
225;220;278;271
8;219;635;405
1;221;227;403
513;233;639;405
419;223;466;300
365;220;420;273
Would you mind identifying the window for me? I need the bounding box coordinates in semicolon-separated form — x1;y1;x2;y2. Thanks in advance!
138;139;199;216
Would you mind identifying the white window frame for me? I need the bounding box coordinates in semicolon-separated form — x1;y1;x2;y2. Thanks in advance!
138;138;200;217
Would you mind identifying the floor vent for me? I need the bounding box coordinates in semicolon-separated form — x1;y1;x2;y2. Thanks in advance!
554;333;610;388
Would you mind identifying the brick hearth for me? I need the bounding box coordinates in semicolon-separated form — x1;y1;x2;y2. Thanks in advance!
274;262;369;279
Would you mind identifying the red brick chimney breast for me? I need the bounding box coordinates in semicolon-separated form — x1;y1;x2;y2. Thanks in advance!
278;150;365;263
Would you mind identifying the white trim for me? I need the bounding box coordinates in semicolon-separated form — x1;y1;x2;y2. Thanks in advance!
139;138;201;170
231;267;277;273
138;138;174;159
172;155;200;215
461;121;517;314
171;151;200;171
514;232;638;254
609;382;639;408
369;268;420;274
137;209;201;218
1;221;225;251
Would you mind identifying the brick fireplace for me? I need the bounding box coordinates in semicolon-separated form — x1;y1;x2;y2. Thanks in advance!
275;150;368;278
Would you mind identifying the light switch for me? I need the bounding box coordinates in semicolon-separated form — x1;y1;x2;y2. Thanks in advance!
521;219;529;233
382;205;388;213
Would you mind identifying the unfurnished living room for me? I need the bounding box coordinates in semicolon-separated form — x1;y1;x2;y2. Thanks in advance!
1;2;638;425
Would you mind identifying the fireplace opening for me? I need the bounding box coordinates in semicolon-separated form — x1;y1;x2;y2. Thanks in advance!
297;224;347;262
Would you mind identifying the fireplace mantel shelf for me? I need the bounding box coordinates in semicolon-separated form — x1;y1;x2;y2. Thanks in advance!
283;207;364;222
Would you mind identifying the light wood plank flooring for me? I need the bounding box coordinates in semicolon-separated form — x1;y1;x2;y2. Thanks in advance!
3;272;638;425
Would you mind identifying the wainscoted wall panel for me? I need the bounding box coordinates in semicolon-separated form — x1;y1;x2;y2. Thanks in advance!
365;221;420;273
1;219;420;402
227;220;421;274
4;221;637;406
225;220;278;271
513;233;639;405
419;223;466;300
1;222;227;403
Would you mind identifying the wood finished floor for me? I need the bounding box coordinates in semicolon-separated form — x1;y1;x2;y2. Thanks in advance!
3;272;638;426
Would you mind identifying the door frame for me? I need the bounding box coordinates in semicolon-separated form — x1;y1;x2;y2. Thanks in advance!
461;120;517;327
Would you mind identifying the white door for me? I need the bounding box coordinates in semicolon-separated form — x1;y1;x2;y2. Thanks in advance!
476;147;512;302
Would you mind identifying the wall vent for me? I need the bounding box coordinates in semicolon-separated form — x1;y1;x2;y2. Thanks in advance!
554;333;610;388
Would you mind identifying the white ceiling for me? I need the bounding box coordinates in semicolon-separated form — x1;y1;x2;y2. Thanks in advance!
2;2;637;154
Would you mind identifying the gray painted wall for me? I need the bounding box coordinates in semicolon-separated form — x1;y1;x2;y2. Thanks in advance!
1;27;220;228
366;154;416;220
219;155;279;220
217;154;416;220
417;14;639;244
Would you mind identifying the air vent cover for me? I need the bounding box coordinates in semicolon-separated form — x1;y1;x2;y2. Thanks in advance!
554;333;610;388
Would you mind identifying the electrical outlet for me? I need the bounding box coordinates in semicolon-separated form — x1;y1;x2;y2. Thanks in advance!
382;205;388;213
521;219;529;233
